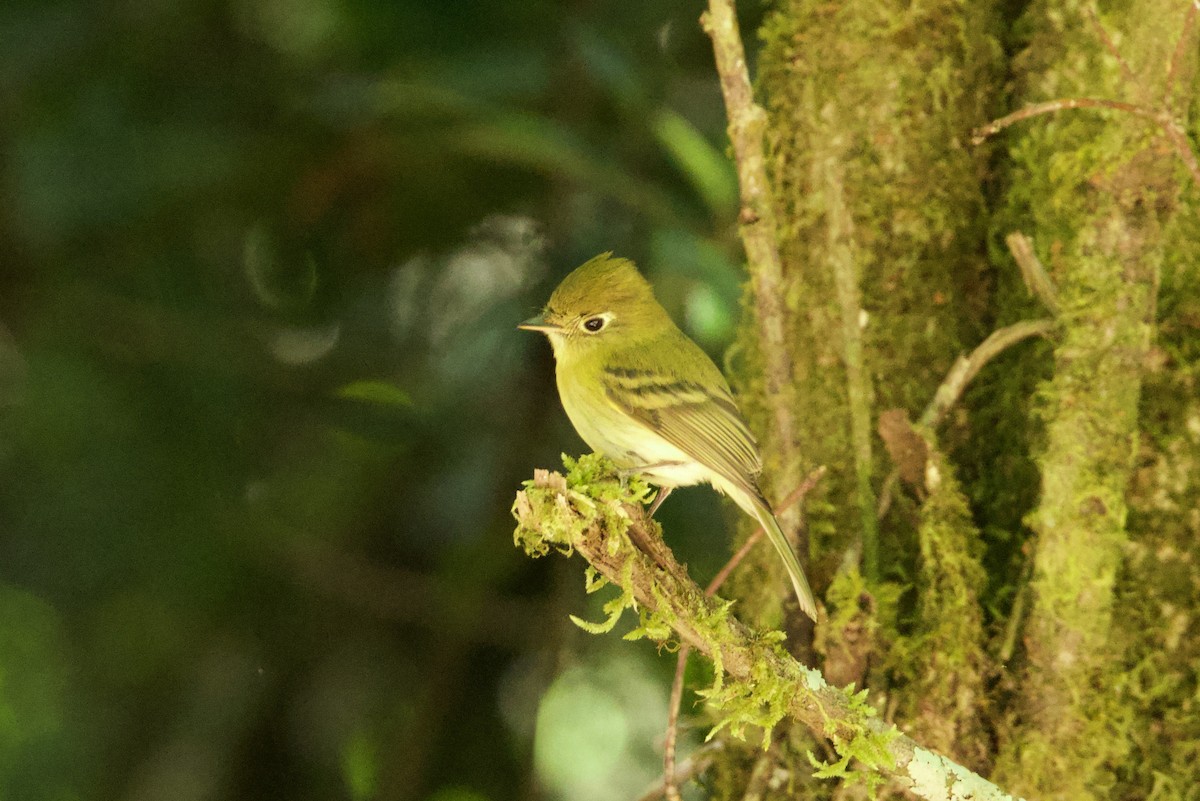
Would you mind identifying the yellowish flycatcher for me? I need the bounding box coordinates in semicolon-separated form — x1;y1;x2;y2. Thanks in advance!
519;253;817;620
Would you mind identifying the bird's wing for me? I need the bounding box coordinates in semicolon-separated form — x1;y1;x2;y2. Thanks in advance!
601;364;764;497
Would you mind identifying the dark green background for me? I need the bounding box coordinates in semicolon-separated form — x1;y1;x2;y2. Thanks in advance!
0;0;761;799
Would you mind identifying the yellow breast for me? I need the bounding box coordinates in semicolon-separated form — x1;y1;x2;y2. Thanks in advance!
555;363;709;487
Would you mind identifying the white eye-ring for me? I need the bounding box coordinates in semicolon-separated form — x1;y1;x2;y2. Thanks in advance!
582;313;613;333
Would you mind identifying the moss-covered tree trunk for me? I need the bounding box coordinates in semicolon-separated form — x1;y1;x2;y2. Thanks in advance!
989;2;1195;798
740;0;1000;592
718;0;1005;792
715;0;1200;797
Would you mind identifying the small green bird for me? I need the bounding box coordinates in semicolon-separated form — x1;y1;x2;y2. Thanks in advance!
519;253;817;620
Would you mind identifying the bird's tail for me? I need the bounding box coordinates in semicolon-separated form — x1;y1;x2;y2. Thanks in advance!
746;495;818;621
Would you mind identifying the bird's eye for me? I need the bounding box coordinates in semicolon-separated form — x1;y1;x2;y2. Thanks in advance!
583;317;606;333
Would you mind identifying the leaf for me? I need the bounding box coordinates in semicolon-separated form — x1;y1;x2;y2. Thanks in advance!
335;380;411;407
652;109;737;216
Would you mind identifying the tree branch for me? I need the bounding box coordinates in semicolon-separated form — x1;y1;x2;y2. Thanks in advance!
918;319;1055;430
971;97;1200;187
637;743;725;801
740;748;776;801
1005;232;1061;315
1084;4;1137;88
979;5;1180;792
513;459;1024;801
663;466;827;798
877;319;1054;518
1164;0;1200;107
663;644;689;801
971;97;1162;143
702;0;800;531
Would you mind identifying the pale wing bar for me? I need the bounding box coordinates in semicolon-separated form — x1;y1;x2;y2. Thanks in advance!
602;367;765;496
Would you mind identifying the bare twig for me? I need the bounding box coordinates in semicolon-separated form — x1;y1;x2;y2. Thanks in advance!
1005;232;1061;314
998;558;1035;664
1164;0;1200;107
663;647;690;801
513;471;1026;801
877;320;1054;518
1161;117;1200;187
778;465;830;513
1084;4;1138;87
701;0;801;550
703;466;829;596
740;749;776;801
707;528;766;597
918;320;1056;430
971;4;1200;187
637;743;725;801
972;97;1200;187
971;97;1163;144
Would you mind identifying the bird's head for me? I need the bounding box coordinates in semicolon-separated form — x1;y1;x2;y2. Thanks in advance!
518;253;671;360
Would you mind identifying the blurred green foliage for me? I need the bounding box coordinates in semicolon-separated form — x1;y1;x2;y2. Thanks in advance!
0;0;755;799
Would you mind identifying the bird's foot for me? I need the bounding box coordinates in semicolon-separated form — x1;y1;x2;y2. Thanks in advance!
616;462;683;515
645;486;673;518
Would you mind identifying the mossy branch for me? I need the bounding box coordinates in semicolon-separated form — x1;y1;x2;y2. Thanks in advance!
981;6;1186;794
512;454;1024;801
661;465;827;799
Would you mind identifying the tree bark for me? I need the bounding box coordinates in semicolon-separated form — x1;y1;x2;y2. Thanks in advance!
991;2;1192;798
740;0;1000;600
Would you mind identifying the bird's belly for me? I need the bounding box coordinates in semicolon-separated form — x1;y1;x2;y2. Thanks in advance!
639;459;712;487
558;375;708;488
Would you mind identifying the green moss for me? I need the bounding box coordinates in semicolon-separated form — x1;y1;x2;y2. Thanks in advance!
569;565;636;636
739;0;1004;600
805;680;898;798
726;8;1009;794
821;567;873;647
987;1;1193;797
513;453;656;636
512;453;652;559
893;439;991;770
1115;186;1200;799
513;455;908;794
700;632;793;746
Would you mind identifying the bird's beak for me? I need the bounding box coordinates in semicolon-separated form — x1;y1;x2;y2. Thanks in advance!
517;314;562;333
